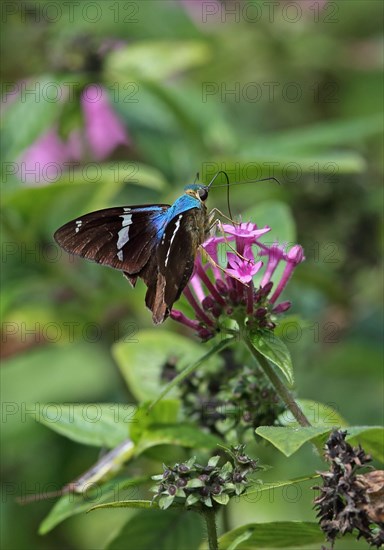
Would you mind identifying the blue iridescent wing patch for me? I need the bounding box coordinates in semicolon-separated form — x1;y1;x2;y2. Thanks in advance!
54;185;210;323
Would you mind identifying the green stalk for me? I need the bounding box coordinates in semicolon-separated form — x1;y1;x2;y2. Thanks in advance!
203;508;219;550
244;335;311;427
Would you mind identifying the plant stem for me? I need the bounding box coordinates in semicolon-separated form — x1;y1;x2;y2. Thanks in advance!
203;508;219;550
244;336;312;427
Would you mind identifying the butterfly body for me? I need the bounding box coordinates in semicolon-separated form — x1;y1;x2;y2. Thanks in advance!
54;185;210;323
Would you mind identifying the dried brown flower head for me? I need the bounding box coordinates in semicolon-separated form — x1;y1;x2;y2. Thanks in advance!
313;430;384;548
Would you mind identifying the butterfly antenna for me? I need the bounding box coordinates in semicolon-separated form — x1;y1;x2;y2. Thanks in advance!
207;171;233;222
207;170;229;189
211;176;281;188
225;173;233;222
253;176;281;186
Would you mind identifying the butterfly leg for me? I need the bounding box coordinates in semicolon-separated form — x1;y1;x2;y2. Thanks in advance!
207;213;220;233
207;213;253;263
199;246;250;287
208;207;238;225
216;222;258;263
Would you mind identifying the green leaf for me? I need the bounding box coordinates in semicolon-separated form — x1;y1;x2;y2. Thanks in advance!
244;474;320;498
208;456;220;468
279;399;348;428
22;163;166;195
39;478;147;535
113;330;223;402
255;426;384;459
220;152;365;175
255;426;330;456
37;403;129;448
129;400;180;445
221;462;233;475
186;494;200;506
250;333;294;386
55;162;167;211
216;522;324;549
346;426;384;463
90;499;155;512
159;495;175;510
135;424;221;456
240;115;382;155
187;479;205;489
105;508;204;550
1;343;119;445
212;493;230;505
105;41;211;83
140;80;206;147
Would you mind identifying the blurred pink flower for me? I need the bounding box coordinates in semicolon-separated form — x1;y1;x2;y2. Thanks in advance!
19;84;130;185
179;0;222;25
81;84;131;160
281;0;328;14
19;129;80;184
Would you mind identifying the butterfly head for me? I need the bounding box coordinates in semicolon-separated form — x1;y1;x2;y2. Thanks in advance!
184;184;209;203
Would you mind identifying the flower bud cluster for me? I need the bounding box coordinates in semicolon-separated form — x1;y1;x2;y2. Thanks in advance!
162;354;285;440
152;445;260;510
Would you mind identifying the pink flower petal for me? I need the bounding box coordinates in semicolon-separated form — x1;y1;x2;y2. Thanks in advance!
287;244;305;264
81;84;131;160
226;253;262;283
19;128;72;185
222;222;270;240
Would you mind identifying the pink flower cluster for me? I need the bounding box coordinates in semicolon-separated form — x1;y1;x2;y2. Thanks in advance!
171;222;305;340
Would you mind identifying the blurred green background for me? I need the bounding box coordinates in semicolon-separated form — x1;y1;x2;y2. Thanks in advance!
1;1;383;549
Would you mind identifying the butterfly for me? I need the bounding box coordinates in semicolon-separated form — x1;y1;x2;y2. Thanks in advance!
54;184;211;324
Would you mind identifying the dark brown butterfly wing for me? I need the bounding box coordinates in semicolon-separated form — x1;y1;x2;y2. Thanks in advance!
54;205;170;276
146;206;209;324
